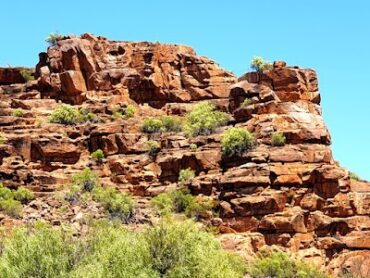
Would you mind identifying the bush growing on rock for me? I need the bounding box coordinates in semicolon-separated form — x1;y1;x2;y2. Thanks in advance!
13;186;35;204
0;133;5;144
124;104;136;118
271;132;287;146
49;104;84;125
221;127;254;157
241;98;252;107
189;143;197;151
91;149;105;163
92;186;134;222
45;32;64;46
71;167;100;192
146;140;161;156
20;68;35;82
178;168;196;183
141;118;164;133
184;102;229;137
349;172;360;181
12;108;24;117
0;198;23;217
248;249;329;278
250;56;273;72
160;115;183;132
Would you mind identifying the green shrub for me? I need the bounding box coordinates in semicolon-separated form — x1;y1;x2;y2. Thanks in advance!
71;167;100;192
20;69;35;82
91;149;104;162
0;222;75;277
0;219;246;278
0;199;23;217
184;102;229;137
248;249;329;278
124;104;136;118
92;186;134;222
241;98;252;107
0;183;13;200
146;140;161;156
152;188;214;220
160;115;183;132
12;108;23;117
189;143;197;151
250;56;273;72
49;104;84;125
45;32;64;46
79;108;99;123
141;118;164;133
13;186;35;204
221;127;254;157
349;172;360;181
178;168;195;183
271;132;286;146
0;133;5;145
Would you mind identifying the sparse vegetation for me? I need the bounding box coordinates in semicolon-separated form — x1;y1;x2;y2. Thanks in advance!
12;108;24;117
189;143;197;151
248;249;329;278
221;127;254;157
0;133;5;145
0;184;33;217
184;102;229;137
91;149;104;163
124;104;136;118
178;168;196;183
146;140;161;156
242;98;252;107
45;32;64;46
20;68;35;82
349;172;360;181
160;115;183;132
250;56;273;72
141;115;183;133
151;188;215;220
71;167;100;193
271;132;287;146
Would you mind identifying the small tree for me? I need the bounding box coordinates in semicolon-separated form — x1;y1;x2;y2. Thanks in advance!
221;127;254;157
271;132;286;146
91;149;105;163
251;56;273;72
141;118;164;133
178;168;196;183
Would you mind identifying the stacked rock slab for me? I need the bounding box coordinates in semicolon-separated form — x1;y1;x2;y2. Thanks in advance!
0;34;369;276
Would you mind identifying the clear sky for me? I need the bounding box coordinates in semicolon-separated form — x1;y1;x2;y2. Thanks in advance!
1;1;369;180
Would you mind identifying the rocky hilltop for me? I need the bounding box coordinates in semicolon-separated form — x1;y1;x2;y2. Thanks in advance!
0;33;369;276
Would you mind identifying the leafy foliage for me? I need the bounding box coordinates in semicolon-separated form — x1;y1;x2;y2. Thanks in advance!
45;32;64;46
160;115;183;132
271;132;287;146
146;140;161;156
13;186;35;204
91;149;104;163
184;102;229;137
12;108;24;117
92;186;134;222
0;133;5;145
248;249;329;278
189;143;197;151
141;118;164;133
151;188;214;219
142;116;183;133
241;98;252;107
49;104;84;125
250;56;273;72
178;168;195;183
20;69;35;82
124;104;136;118
71;167;100;193
221;127;254;157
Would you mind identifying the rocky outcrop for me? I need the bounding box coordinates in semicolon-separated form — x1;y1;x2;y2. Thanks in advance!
0;34;369;276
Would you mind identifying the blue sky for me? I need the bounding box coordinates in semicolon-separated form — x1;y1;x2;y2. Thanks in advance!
1;1;369;180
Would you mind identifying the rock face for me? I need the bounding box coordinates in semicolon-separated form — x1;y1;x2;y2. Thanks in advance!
0;33;369;276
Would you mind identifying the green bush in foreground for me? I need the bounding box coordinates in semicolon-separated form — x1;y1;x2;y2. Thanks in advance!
271;132;287;146
13;186;35;204
0;219;246;278
91;149;104;163
49;104;83;125
250;56;273;72
248;249;329;278
184;102;229;137
0;184;31;217
221;127;254;157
